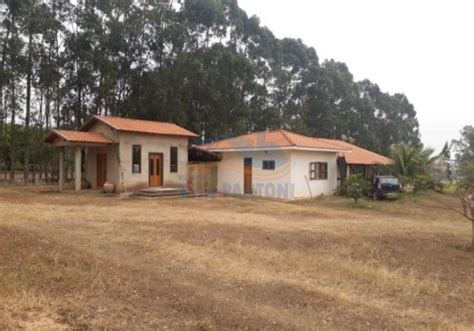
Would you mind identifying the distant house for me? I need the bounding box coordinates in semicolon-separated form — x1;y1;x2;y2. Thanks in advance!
201;130;393;199
44;116;197;193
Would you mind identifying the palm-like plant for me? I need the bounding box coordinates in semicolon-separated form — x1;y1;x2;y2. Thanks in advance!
390;144;438;178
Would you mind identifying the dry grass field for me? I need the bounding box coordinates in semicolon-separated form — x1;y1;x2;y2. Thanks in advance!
0;185;473;330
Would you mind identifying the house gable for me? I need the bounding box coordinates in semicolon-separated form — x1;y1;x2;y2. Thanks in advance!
81;115;198;138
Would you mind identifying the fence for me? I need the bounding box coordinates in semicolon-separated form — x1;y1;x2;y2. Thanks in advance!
0;163;59;184
187;163;218;194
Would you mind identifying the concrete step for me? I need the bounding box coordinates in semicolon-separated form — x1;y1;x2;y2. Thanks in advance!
139;187;187;194
134;187;206;198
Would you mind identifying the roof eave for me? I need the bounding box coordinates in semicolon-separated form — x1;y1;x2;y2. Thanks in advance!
205;146;349;153
117;129;198;138
44;130;114;145
44;130;68;144
345;161;394;166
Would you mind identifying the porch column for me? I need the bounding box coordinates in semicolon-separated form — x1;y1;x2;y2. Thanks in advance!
75;146;82;193
58;147;65;192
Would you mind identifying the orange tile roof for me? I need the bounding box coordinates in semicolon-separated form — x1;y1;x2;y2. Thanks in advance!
44;130;114;144
201;130;393;165
82;115;198;137
201;130;350;152
309;138;393;165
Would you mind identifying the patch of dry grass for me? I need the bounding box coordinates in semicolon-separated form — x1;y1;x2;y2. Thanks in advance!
0;185;473;329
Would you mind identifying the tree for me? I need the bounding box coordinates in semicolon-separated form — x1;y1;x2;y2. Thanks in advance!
0;0;422;177
452;126;474;250
390;144;438;190
455;163;474;248
452;126;474;168
428;127;474;251
343;174;370;204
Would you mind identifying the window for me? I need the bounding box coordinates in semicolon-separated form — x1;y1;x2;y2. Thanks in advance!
309;162;328;180
170;146;178;173
132;145;141;173
262;160;275;170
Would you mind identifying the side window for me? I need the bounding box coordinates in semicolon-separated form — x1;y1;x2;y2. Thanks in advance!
309;162;328;180
309;162;317;180
262;160;275;170
319;162;328;180
170;146;178;173
132;145;141;173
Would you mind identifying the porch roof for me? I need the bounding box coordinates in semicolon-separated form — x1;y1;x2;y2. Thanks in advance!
44;130;114;145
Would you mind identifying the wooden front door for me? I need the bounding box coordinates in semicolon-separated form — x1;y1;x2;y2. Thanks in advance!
244;157;252;195
149;154;163;187
96;153;107;188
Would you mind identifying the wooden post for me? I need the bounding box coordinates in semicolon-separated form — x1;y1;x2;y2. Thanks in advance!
59;147;65;191
75;146;82;193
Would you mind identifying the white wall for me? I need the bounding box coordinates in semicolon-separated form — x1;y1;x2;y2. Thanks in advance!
118;132;189;191
290;150;338;198
215;149;339;199
85;146;120;190
86;121;189;192
83;122;119;190
88;121;119;141
216;150;294;199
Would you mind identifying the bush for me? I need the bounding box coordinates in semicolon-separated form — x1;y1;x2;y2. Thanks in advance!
398;174;436;192
339;174;371;204
413;175;434;191
336;182;347;196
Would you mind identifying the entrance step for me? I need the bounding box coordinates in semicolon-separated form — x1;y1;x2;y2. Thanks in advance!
134;187;206;198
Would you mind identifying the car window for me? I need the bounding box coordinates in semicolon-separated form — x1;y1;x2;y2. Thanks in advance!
379;178;399;185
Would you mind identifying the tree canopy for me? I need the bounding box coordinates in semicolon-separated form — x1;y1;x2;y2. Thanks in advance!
0;0;421;174
452;126;474;172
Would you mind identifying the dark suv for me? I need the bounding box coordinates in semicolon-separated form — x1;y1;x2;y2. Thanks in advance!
371;176;401;200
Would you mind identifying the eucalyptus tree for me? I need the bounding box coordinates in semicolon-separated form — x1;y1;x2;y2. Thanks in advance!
0;0;425;173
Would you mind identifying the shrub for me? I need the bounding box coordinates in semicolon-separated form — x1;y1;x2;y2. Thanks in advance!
340;174;371;204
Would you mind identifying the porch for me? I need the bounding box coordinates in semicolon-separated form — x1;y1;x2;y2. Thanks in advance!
44;130;116;193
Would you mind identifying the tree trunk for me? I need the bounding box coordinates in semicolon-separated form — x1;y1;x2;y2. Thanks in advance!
471;221;474;252
38;86;43;128
9;81;16;182
45;87;51;130
24;31;33;184
0;25;11;157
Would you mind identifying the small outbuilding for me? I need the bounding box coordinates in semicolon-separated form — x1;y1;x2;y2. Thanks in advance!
44;115;198;193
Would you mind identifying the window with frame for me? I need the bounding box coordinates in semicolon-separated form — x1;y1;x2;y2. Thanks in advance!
309;162;328;180
132;145;141;173
170;146;178;173
262;160;275;170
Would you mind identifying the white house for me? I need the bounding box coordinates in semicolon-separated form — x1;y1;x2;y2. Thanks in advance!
201;130;393;199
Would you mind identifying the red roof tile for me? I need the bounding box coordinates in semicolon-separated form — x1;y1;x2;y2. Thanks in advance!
201;130;393;165
201;130;349;152
82;115;198;137
44;130;114;144
317;139;394;165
